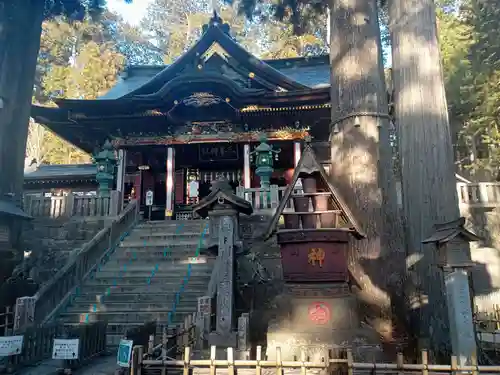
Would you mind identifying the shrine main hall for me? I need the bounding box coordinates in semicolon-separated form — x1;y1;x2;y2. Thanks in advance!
31;13;333;219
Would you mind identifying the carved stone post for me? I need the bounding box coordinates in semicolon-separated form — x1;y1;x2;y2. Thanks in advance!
423;218;480;365
192;178;253;348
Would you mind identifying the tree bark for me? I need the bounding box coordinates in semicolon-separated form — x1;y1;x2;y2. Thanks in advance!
0;0;45;202
388;0;460;360
329;0;406;345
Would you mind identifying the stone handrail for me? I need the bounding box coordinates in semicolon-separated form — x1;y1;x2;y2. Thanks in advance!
24;191;122;218
30;199;139;324
236;185;304;213
457;182;500;207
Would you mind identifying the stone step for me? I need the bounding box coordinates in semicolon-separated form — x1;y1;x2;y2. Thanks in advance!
97;262;213;272
79;284;208;294
75;291;204;303
59;309;196;323
120;238;203;247
93;269;212;279
72;293;198;311
135;221;208;231
66;299;197;312
101;256;213;267
83;277;210;286
116;244;202;253
127;232;205;241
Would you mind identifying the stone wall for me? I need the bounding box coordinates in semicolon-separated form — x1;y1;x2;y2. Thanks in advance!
22;217;108;286
461;206;500;312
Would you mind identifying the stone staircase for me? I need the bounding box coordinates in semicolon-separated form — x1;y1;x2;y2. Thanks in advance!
58;220;213;346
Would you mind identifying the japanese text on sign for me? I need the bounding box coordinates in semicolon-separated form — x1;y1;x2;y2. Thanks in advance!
0;336;23;357
308;248;325;267
52;339;79;360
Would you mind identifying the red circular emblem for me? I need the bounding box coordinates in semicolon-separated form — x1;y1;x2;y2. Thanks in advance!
308;302;331;325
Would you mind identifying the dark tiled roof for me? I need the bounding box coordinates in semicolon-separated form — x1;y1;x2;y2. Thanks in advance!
100;55;330;100
24;164;96;180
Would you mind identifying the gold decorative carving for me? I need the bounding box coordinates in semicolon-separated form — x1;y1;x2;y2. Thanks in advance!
182;93;224;107
308;248;325;267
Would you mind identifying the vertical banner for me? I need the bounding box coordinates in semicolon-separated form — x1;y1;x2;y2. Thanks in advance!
165;147;175;219
244;144;251;189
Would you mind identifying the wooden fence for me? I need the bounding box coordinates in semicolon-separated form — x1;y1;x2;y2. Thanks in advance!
132;346;500;375
24;191;122;218
5;321;107;373
28;199;139;324
0;306;13;336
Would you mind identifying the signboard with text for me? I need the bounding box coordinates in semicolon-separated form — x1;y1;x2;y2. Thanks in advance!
117;339;133;367
52;338;79;360
0;336;23;357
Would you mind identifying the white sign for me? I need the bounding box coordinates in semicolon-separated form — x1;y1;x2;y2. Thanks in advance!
117;339;133;367
0;336;23;357
145;190;154;206
52;339;79;360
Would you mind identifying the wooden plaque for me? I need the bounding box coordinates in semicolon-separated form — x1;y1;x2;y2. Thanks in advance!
280;242;348;282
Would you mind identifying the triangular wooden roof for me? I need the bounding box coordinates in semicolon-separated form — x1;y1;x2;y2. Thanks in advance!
265;142;365;239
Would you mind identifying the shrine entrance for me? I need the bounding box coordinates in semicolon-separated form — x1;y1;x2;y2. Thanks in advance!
174;143;243;219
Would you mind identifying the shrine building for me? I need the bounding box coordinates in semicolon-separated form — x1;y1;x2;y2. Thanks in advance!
31;13;332;219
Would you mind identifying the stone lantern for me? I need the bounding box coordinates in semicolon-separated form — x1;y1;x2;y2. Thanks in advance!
423;217;480;366
93;140;117;198
250;134;280;189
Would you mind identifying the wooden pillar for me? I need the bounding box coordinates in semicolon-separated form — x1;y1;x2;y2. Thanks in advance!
165;147;175;219
116;149;127;210
294;141;301;166
243;144;251;189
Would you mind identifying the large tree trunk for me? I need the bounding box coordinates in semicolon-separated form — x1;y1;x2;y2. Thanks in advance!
0;0;44;286
0;0;44;201
329;0;406;346
388;0;460;360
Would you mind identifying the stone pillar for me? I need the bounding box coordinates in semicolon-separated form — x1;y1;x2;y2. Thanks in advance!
210;215;236;346
244;144;251;189
444;269;476;366
117;149;127;210
13;296;36;332
238;313;250;359
197;296;212;337
294;141;301;166
165;147;175;219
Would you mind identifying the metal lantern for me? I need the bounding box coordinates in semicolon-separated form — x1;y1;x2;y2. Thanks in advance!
93;140;117;197
250;134;281;188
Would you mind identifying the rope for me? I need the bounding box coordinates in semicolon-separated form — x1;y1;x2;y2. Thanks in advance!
330;111;391;133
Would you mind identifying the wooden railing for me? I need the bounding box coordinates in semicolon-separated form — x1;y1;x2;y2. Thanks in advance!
26;200;139;324
132;345;497;375
457;182;500;207
5;321;107;372
24;190;123;218
0;306;13;336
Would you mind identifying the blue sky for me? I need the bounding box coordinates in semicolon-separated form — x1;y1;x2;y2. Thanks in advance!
107;0;152;25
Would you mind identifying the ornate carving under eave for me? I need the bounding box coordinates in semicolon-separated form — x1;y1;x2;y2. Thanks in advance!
182;93;224;107
111;130;310;147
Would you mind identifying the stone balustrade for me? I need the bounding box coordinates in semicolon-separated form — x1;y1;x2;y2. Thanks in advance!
23;190;123;218
457;182;500;208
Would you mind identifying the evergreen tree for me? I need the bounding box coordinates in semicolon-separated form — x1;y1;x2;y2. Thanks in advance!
0;0;125;200
232;0;406;345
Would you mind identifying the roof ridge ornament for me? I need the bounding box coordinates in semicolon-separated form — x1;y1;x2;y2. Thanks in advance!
203;10;231;36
